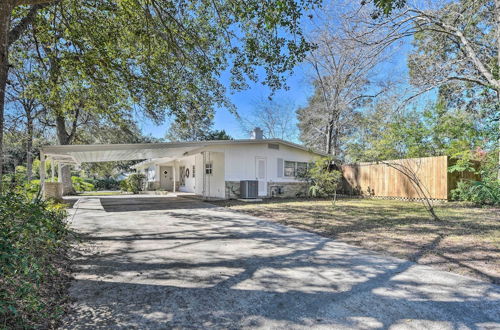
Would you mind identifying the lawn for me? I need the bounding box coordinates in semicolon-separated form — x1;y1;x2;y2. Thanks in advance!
77;191;126;196
213;198;500;284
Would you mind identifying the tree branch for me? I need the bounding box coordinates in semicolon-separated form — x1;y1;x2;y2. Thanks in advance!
15;0;55;5
9;1;56;46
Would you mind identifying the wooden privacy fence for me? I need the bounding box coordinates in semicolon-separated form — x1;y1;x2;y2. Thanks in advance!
341;156;479;200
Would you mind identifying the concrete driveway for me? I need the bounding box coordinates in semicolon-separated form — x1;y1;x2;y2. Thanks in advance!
63;196;500;329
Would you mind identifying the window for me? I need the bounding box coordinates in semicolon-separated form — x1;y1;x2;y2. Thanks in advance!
205;162;213;175
192;165;195;178
296;162;308;176
284;161;295;177
268;143;279;150
284;161;308;177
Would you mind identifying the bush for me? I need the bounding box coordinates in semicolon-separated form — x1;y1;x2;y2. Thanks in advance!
119;179;129;192
71;176;95;192
122;173;146;194
301;156;342;201
94;178;120;191
451;180;500;205
0;192;70;328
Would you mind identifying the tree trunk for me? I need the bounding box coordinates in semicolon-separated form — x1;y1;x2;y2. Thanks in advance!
0;1;14;192
55;113;76;195
26;115;33;181
326;123;332;154
496;0;500;180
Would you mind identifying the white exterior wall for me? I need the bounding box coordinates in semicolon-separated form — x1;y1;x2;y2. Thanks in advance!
220;143;318;183
176;155;196;193
192;152;225;198
140;141;319;199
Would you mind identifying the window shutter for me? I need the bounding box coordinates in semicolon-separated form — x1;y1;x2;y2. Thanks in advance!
277;158;283;178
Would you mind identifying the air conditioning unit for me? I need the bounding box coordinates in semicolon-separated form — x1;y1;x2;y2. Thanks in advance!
240;180;258;199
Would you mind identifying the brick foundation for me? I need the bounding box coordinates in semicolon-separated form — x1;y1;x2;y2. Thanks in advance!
225;181;309;199
44;182;63;201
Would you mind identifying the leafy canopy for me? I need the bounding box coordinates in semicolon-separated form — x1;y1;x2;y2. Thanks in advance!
12;0;321;127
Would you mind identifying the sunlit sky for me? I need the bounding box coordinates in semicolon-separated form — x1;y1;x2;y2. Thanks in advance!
138;3;419;142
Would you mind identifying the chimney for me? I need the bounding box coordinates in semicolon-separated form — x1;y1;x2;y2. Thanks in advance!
251;127;263;140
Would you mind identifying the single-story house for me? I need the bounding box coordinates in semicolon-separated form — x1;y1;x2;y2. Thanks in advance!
133;129;324;199
40;128;324;199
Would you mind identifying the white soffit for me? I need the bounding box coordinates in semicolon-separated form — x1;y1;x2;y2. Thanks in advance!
41;139;326;164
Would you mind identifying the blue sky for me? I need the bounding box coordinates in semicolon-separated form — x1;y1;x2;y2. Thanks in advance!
139;49;413;141
138;3;418;142
137;65;314;140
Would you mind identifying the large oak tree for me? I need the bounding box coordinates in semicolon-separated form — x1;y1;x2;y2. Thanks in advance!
1;0;321;191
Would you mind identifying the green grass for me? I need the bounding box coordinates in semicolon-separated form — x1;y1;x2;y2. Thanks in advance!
78;191;125;196
214;198;500;283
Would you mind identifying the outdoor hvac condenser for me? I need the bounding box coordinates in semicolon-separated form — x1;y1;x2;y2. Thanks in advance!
240;180;258;199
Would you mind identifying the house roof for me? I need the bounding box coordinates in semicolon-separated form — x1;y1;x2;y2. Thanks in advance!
40;139;326;164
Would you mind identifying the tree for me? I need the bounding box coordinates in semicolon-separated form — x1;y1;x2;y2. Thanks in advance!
344;97;494;163
298;2;392;157
166;110;233;142
203;130;233;141
2;0;322;190
240;98;298;140
359;0;500;176
0;0;57;190
165;105;213;141
5;50;46;181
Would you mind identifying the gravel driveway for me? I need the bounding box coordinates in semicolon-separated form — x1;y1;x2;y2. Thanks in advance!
62;196;500;329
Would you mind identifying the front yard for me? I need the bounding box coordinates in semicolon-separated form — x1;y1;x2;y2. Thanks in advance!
213;198;499;284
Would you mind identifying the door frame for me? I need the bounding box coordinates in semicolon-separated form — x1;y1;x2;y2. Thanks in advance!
255;156;267;196
159;165;173;190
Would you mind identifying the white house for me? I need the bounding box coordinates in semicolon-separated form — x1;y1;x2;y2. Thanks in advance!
133;129;324;199
40;128;325;199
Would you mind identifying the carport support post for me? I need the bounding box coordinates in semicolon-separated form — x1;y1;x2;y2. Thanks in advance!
51;158;55;182
173;161;176;192
57;162;62;182
40;152;46;195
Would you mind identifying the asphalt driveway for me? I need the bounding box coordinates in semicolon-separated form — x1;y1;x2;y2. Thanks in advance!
62;196;500;329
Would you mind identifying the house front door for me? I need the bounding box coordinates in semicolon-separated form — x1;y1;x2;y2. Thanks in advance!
255;157;267;196
159;166;173;190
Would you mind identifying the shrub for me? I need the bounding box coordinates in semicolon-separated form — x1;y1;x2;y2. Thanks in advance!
301;156;342;203
124;173;146;194
451;180;500;205
119;179;129;192
71;176;95;192
0;192;70;328
94;178;120;191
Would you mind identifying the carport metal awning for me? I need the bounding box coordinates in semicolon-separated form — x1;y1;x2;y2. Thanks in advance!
40;141;214;164
40;138;324;165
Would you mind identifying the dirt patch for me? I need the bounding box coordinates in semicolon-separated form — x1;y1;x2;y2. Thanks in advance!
212;198;500;283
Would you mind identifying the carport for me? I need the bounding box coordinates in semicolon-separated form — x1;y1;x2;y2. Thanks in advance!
39;142;220;198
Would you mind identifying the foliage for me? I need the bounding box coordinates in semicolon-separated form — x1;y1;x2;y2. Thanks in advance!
165;107;215;141
407;0;498;108
166;110;233;141
203;130;233;141
451;180;500;206
302;157;342;201
12;0;320;131
121;173;146;194
241;98;297;140
345;100;495;164
119;179;129;192
297;3;390;156
93;178;121;191
0;191;69;328
71;176;95;192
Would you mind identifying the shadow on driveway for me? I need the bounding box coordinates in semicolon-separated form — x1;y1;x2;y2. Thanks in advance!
99;196;215;212
63;199;500;329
